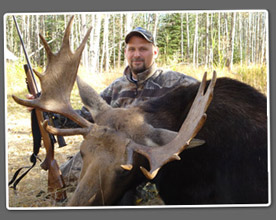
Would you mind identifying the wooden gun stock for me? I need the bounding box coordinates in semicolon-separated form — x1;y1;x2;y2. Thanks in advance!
24;64;67;202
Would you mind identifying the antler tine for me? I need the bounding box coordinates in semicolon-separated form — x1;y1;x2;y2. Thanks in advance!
12;94;92;128
61;15;74;52
123;71;217;180
76;26;93;56
39;33;54;61
42;120;91;137
12;16;92;128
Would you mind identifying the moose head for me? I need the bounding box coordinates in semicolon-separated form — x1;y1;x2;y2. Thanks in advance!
12;16;216;206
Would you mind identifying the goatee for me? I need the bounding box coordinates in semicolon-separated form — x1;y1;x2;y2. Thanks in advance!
130;59;146;74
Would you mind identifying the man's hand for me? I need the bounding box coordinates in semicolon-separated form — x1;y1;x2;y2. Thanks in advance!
26;94;35;112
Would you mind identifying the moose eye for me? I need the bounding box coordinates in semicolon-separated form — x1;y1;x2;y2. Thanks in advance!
118;168;131;177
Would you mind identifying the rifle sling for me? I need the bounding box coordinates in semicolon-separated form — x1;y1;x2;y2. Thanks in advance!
9;109;42;190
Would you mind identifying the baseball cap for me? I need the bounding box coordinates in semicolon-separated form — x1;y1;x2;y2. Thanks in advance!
125;27;155;45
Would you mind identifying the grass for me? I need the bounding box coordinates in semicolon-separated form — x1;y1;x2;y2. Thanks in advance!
5;61;267;208
162;63;267;95
233;64;268;95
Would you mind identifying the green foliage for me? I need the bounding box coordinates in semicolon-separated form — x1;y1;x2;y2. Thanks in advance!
157;13;184;63
5;11;267;74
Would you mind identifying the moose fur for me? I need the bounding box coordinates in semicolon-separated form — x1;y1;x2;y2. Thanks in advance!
138;77;268;205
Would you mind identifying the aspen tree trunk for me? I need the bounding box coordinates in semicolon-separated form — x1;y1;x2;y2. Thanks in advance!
239;13;243;66
76;15;81;48
210;13;214;68
205;12;209;68
117;14;123;69
251;13;256;64
261;13;266;65
153;13;159;42
41;16;46;67
230;12;236;70
218;12;221;66
90;14;102;73
113;15;116;68
180;13;184;62
7;16;13;54
27;15;31;53
247;12;252;65
53;15;58;49
105;14;110;72
23;15;27;54
125;13;132;34
193;13;198;68
89;15;95;69
36;15;39;64
19;15;25;59
100;14;110;72
256;12;260;63
224;13;229;67
186;13;190;61
222;13;226;65
124;13;132;65
81;14;89;69
76;15;80;46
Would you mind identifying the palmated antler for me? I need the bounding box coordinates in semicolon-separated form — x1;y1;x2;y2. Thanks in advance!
122;71;217;179
12;16;92;128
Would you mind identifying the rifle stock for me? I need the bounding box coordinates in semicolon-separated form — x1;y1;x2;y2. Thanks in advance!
24;65;67;202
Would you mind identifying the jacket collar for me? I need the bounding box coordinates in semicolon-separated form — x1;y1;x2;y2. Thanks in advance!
124;63;157;85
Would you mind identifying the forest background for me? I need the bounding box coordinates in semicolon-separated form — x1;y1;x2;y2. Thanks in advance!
5;10;268;95
5;10;269;207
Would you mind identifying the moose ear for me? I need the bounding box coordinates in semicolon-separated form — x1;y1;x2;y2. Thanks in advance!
120;127;205;173
76;76;111;120
143;127;205;149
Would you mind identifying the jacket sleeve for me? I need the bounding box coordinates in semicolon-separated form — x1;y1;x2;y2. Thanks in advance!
99;81;115;105
57;106;94;128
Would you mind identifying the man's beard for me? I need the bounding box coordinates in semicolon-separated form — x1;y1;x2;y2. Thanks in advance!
130;58;146;74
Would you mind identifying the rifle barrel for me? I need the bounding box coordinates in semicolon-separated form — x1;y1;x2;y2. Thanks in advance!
13;15;39;94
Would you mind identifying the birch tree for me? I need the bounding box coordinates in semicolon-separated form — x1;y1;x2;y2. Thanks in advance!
153;13;159;42
117;14;124;69
260;13;267;65
90;14;102;73
124;13;133;66
218;12;221;66
186;13;190;61
100;14;110;72
205;12;209;68
239;13;243;66
180;13;184;62
229;12;236;70
193;13;198;68
81;14;89;69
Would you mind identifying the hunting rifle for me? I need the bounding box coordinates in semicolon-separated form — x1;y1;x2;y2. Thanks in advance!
9;16;67;201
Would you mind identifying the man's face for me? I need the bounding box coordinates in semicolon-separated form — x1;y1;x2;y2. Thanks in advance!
125;35;158;75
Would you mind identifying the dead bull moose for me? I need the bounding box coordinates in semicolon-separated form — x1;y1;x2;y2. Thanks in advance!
12;16;268;206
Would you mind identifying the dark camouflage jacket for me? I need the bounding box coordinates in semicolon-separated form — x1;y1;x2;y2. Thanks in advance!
100;63;198;108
